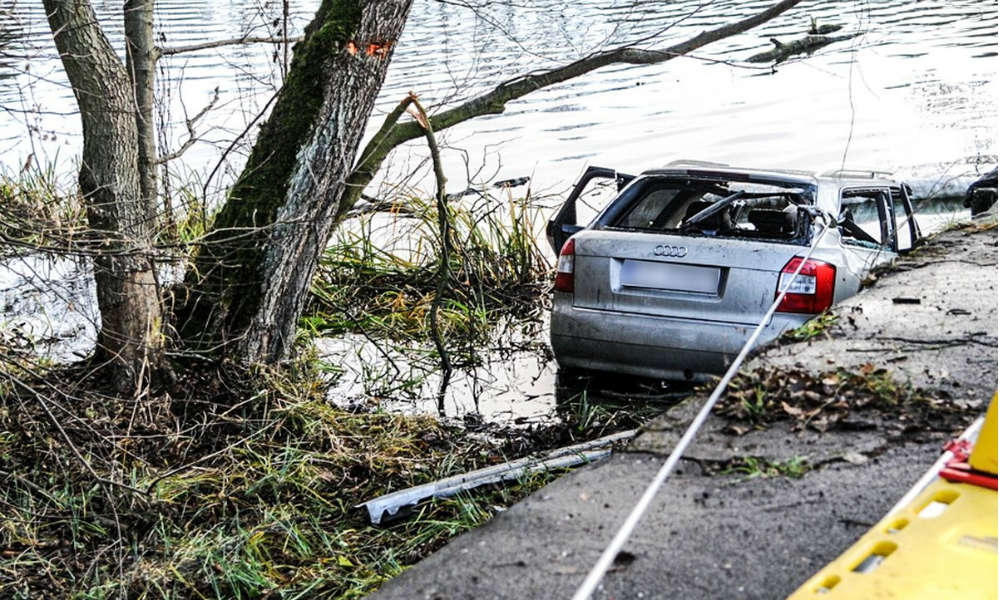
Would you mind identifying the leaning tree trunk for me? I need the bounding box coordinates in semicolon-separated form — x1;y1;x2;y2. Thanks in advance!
44;0;163;388
181;0;412;363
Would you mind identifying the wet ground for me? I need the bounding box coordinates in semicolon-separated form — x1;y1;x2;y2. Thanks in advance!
365;220;998;600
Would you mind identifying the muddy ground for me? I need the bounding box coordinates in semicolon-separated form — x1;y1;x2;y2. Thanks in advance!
366;222;998;599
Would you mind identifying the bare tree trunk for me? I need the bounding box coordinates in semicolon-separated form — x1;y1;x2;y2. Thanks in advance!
124;0;164;232
44;0;163;388
181;0;413;362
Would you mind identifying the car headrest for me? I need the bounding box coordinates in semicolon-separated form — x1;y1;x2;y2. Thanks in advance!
748;209;796;235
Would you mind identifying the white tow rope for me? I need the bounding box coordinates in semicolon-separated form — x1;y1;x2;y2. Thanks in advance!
572;217;834;600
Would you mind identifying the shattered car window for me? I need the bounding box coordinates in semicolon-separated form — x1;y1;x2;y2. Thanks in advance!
840;191;887;248
609;178;812;241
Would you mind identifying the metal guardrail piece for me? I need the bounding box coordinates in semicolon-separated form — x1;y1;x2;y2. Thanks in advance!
358;429;638;525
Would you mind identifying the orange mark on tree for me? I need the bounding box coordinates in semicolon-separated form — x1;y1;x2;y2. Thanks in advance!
345;40;393;58
366;40;393;57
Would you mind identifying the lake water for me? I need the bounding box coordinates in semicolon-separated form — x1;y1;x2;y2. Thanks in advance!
1;0;995;196
0;0;996;422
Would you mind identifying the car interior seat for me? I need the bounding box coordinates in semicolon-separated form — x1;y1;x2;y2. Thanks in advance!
748;208;796;236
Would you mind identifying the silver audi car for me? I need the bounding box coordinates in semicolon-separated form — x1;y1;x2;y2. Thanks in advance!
547;161;921;381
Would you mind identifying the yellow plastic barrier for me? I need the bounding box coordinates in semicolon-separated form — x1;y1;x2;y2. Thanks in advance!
970;393;998;476
787;477;997;599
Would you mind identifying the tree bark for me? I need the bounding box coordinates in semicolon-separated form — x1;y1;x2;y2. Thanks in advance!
124;0;160;227
44;0;163;388
181;0;413;362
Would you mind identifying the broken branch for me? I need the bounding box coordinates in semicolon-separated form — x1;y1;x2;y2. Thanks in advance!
157;35;304;58
409;94;453;409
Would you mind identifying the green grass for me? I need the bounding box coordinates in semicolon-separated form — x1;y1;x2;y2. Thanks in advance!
739;385;769;424
557;387;670;436
720;456;810;480
0;160;219;256
782;312;838;342
0;161;86;254
0;359;562;599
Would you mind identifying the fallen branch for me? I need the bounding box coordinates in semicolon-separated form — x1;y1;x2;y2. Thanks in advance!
747;32;858;63
409;95;454;411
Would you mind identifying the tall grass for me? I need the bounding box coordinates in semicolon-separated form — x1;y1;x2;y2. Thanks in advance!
306;191;551;342
0;161;86;254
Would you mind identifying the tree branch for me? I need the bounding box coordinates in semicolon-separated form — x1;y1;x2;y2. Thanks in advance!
153;87;219;165
409;95;453;411
342;0;804;214
157;35;304;58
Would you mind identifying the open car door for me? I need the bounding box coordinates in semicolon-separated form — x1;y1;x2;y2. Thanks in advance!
546;166;635;254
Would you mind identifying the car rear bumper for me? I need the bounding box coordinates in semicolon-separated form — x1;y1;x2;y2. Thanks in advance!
549;296;810;381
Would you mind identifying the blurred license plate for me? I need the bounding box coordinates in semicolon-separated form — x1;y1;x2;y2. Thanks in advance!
620;260;720;294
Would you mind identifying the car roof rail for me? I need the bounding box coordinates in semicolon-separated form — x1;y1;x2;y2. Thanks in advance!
819;168;895;179
664;159;731;168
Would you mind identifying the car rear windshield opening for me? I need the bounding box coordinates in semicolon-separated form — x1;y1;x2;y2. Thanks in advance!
607;178;814;242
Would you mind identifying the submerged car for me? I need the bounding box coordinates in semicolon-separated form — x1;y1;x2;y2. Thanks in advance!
547;161;921;381
965;167;997;216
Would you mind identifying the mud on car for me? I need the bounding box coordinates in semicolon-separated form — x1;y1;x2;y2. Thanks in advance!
546;161;921;382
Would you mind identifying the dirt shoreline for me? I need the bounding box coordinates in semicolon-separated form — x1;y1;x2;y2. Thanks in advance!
366;222;998;600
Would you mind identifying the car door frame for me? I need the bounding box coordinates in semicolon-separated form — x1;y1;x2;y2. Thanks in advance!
837;185;896;277
890;184;921;253
546;166;635;254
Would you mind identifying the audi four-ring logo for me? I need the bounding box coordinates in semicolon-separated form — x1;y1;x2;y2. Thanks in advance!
653;245;687;257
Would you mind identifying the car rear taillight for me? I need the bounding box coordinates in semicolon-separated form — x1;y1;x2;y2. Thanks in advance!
554;238;575;293
775;257;835;314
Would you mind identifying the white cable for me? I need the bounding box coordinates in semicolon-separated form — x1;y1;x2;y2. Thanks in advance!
572;218;834;600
